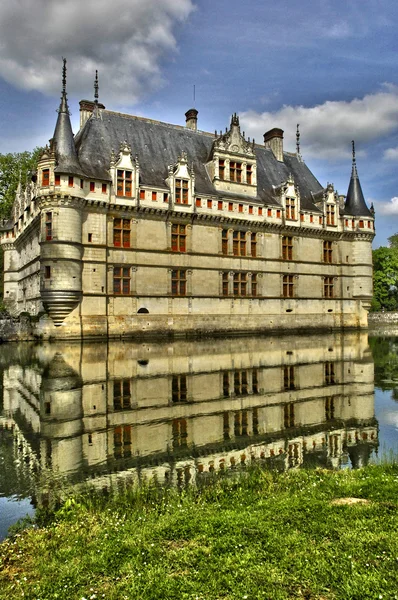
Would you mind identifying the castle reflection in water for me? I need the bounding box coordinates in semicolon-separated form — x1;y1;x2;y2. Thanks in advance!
0;332;378;492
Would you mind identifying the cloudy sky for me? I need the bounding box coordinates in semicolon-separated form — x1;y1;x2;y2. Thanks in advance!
0;0;397;246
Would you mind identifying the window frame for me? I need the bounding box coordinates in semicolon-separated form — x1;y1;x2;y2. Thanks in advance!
113;266;131;295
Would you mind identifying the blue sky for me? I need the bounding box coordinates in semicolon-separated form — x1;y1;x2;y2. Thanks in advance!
0;0;397;246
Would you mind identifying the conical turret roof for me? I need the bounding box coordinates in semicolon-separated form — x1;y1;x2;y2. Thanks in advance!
344;141;372;217
52;59;86;177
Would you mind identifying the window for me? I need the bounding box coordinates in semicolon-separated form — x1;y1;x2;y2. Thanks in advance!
284;366;295;390
247;164;252;185
171;269;186;295
324;362;336;385
219;159;225;180
276;209;281;218
351;219;355;228
175;179;189;204
139;189;145;200
196;198;201;207
80;179;84;189
90;181;95;192
233;272;247;296
218;200;223;210
319;216;323;225
45;212;52;241
230;161;242;182
163;192;168;203
300;213;304;222
88;233;93;243
251;233;257;258
359;220;364;228
171;224;186;252
324;276;334;298
223;412;230;440
172;418;187;448
310;214;314;223
113;218;130;248
234;410;248;436
117;170;132;197
152;191;157;201
222;272;229;295
113;379;131;410
234;370;248;395
286;198;296;220
222;229;229;254
345;219;349;227
55;174;61;186
323;241;333;263
172;375;187;403
326;204;335;225
228;202;233;211
258;207;263;216
284;403;295;428
325;397;335;420
249;205;253;214
252;369;259;394
233;231;246;256
207;199;212;209
283;275;294;298
267;208;272;217
44;265;51;279
251;273;258;296
42;169;50;186
282;236;293;260
239;204;243;213
68;176;74;187
113;266;130;295
114;425;132;459
223;372;230;396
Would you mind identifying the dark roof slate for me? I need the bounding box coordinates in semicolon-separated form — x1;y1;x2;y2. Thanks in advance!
344;166;373;217
75;110;324;208
53;93;86;178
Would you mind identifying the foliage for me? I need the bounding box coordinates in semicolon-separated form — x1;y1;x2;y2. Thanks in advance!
1;465;398;599
369;336;398;391
372;242;398;311
0;148;42;219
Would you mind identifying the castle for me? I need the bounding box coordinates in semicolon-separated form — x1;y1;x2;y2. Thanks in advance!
1;61;375;339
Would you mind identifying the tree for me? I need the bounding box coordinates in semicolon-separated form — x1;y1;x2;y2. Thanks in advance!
0;148;42;219
372;240;398;311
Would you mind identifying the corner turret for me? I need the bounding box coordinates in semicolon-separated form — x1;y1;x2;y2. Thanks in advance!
344;141;372;217
51;58;85;177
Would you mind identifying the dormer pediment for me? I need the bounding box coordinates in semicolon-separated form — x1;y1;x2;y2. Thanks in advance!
110;140;140;200
207;114;257;198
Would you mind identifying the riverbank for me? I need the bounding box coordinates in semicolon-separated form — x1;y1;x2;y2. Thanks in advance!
1;465;397;600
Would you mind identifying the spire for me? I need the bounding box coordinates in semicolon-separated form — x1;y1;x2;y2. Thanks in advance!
296;123;302;161
94;70;99;105
344;140;373;217
52;58;85;176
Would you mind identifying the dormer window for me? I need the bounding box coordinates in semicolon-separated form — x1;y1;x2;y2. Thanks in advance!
286;198;296;220
326;204;335;226
42;169;50;186
219;160;225;180
175;179;189;204
117;170;132;197
247;165;252;185
230;162;242;183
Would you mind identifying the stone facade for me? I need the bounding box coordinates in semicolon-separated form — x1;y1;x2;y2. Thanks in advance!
0;64;375;340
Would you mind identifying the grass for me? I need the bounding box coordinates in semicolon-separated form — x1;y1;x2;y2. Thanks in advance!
1;465;398;599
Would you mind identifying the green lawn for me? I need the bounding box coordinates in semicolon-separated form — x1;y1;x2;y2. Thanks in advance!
1;465;398;600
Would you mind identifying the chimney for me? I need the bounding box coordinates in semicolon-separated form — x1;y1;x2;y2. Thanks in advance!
263;128;284;162
185;108;198;131
79;99;105;128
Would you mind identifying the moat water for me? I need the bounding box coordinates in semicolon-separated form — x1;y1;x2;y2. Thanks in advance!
0;332;397;540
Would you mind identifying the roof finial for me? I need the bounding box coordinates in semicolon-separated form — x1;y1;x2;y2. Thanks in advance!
94;70;99;104
62;57;67;94
296;124;300;156
58;57;70;115
352;140;357;176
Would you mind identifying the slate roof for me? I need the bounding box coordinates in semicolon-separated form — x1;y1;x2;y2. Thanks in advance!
344;164;373;217
74;110;325;210
53;91;86;178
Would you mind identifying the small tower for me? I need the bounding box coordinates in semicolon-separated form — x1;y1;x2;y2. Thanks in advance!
40;59;84;326
344;141;373;218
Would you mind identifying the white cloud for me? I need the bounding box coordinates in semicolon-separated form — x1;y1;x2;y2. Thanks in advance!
384;147;398;160
0;0;194;104
377;197;398;216
240;87;398;160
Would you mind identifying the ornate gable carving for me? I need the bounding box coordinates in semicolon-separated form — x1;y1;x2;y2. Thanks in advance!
208;114;258;198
